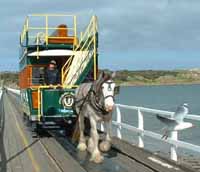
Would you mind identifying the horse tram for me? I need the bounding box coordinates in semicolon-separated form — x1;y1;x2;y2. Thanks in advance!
15;14;200;169
19;14;99;132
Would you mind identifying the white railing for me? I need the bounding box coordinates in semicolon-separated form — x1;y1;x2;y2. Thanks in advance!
104;104;200;162
7;88;20;95
0;88;3;100
7;88;200;162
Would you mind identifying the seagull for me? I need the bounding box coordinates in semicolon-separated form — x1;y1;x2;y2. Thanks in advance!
156;103;194;140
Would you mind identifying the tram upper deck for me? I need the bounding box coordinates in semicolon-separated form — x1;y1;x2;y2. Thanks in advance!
19;14;98;89
20;14;78;49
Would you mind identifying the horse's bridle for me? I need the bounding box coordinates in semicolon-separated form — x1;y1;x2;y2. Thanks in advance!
89;81;115;114
101;81;115;101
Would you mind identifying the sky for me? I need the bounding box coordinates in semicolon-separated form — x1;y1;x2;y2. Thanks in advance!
1;0;200;71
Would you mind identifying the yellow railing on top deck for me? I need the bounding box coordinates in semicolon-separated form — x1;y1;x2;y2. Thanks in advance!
61;16;98;86
20;14;77;47
20;17;29;44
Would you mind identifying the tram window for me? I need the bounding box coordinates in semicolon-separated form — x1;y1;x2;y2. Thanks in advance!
32;67;45;85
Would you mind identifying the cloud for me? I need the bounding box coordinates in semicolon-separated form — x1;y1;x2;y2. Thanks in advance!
1;0;200;70
97;0;200;51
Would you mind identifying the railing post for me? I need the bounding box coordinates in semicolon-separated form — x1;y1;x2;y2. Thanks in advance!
74;16;77;39
138;108;144;148
26;16;29;46
73;15;77;47
80;32;83;42
93;16;97;81
100;122;104;132
116;106;122;139
170;131;178;161
45;15;48;45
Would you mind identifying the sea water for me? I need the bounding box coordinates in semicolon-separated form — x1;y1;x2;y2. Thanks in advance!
113;84;200;157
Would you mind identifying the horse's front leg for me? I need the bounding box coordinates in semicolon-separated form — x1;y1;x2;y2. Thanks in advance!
105;120;112;142
77;114;87;151
89;116;104;163
100;120;112;152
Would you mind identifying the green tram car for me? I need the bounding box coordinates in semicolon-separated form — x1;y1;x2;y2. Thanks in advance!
19;14;98;130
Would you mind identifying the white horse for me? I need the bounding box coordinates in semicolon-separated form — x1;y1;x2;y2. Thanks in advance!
74;72;117;163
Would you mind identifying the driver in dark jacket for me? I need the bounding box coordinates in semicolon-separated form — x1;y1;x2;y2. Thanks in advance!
45;60;60;85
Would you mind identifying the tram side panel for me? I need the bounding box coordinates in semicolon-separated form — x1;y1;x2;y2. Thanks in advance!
20;89;39;121
20;89;31;118
41;89;75;122
20;88;76;123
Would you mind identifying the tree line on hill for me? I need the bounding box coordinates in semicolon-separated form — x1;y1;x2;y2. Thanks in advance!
2;69;200;87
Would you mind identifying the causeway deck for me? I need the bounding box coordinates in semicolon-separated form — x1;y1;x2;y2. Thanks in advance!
0;90;198;172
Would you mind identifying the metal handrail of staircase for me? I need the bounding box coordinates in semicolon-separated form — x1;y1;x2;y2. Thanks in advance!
61;16;98;86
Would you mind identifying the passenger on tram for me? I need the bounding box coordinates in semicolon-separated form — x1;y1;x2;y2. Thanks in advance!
45;60;60;85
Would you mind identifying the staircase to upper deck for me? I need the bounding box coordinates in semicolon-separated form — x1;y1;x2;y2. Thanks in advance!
61;16;98;86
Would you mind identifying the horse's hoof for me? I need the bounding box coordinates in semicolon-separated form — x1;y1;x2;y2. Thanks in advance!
87;138;94;153
77;143;87;151
99;141;111;152
90;154;104;163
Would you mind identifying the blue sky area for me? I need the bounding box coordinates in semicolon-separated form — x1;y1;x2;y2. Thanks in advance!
1;0;200;71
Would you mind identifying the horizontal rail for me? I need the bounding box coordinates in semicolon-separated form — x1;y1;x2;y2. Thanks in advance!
28;27;74;30
116;104;200;121
29;14;75;17
112;121;200;153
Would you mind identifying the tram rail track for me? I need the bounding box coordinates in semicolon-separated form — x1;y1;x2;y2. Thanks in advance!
6;90;196;172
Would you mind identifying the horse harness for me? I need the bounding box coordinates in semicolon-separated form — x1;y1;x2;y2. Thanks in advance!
75;81;115;116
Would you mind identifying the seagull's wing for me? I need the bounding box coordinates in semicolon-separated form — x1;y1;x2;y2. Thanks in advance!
156;114;178;126
173;105;188;122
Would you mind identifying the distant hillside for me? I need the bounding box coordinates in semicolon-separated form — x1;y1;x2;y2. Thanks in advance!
3;69;200;88
0;72;18;88
103;69;200;86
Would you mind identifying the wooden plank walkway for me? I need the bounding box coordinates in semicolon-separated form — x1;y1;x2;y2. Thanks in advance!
0;93;85;172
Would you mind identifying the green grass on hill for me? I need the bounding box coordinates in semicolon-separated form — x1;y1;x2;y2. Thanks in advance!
2;69;200;88
103;69;200;86
0;72;18;88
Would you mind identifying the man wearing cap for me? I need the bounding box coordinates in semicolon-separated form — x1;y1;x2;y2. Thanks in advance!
45;60;60;85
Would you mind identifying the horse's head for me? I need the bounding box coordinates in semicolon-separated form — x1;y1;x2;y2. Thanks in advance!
97;72;117;112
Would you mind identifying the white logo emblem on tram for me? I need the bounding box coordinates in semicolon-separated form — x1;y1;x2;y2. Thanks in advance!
59;93;74;108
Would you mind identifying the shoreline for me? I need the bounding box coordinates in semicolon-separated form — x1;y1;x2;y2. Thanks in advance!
118;81;200;87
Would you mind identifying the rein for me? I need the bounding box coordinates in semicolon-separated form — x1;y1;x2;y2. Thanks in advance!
89;89;109;115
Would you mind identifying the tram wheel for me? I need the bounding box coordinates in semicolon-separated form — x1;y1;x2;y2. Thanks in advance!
30;122;40;138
